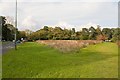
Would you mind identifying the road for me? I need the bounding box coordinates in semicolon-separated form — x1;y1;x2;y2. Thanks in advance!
0;42;15;54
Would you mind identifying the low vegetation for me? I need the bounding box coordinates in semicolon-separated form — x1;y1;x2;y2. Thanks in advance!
37;40;103;53
1;15;119;78
117;40;120;47
3;42;118;78
0;54;1;79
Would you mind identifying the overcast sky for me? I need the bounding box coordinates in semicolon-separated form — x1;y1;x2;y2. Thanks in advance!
0;0;119;31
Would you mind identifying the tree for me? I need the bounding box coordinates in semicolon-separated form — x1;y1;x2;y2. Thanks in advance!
1;16;19;41
96;25;102;35
75;31;81;40
81;28;89;40
63;28;71;40
0;16;6;26
96;34;107;41
17;31;27;40
111;28;120;42
89;26;97;40
1;16;6;40
2;24;10;41
52;27;63;40
70;28;76;40
26;24;119;42
47;27;54;40
43;26;49;31
2;23;16;41
102;28;112;40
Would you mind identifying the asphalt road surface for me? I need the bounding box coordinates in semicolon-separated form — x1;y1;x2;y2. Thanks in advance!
0;42;15;54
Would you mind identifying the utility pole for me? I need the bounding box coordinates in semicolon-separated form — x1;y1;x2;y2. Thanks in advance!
15;0;17;50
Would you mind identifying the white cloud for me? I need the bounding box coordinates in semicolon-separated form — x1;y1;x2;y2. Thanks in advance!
53;21;75;29
0;1;118;31
20;16;39;31
6;16;15;25
0;2;15;17
1;0;119;2
55;22;99;31
78;22;99;30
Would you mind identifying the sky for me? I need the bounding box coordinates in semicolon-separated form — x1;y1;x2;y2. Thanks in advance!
0;0;119;31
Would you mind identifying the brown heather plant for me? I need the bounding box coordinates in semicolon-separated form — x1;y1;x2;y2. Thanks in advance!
117;40;120;47
36;40;103;53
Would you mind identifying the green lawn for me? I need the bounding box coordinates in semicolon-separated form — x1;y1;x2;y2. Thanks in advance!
0;41;2;79
2;42;118;78
0;54;1;79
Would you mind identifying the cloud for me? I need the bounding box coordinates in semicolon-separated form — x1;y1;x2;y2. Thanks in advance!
0;2;15;17
78;22;99;30
54;22;99;31
1;0;119;2
20;16;39;31
0;1;118;31
51;21;75;29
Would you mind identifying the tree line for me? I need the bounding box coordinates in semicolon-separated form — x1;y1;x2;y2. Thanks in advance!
1;16;120;42
27;26;120;42
0;16;26;41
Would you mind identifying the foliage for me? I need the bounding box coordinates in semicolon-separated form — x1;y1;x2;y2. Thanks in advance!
111;28;120;42
17;31;27;40
89;26;97;40
28;25;119;42
102;28;112;40
1;16;120;42
1;16;20;41
96;35;107;41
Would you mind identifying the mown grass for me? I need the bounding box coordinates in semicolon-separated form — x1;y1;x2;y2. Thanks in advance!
2;42;118;78
0;54;1;79
0;41;2;79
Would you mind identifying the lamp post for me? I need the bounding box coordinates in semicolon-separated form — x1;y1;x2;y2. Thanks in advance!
15;0;17;50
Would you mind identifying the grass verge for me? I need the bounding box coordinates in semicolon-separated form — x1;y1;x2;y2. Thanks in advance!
2;42;118;78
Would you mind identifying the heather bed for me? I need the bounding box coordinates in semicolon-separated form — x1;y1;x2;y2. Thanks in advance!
36;40;103;53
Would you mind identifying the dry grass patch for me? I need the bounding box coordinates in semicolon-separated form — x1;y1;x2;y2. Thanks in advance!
117;40;120;47
36;40;103;53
